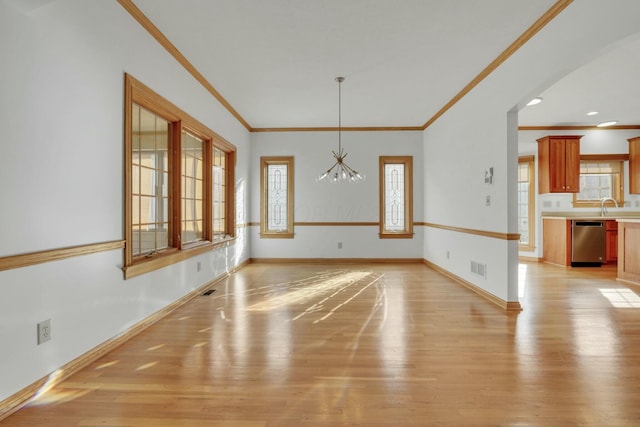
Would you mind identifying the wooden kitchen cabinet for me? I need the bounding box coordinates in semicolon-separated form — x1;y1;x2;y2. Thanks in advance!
605;220;618;263
542;218;572;266
629;136;640;194
618;220;640;285
537;135;581;193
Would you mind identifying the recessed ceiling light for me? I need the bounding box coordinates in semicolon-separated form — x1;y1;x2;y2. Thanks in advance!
587;111;599;116
526;97;543;106
596;120;618;127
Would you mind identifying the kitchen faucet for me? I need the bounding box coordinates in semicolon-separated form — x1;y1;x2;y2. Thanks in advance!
600;197;619;216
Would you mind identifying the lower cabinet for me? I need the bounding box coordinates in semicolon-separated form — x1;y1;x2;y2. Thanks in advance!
542;218;572;266
605;220;618;263
618;221;640;285
542;218;617;266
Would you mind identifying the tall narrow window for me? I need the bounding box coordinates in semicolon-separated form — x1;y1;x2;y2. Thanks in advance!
573;157;624;207
181;130;205;246
131;104;172;256
518;156;535;251
379;156;413;238
260;157;294;238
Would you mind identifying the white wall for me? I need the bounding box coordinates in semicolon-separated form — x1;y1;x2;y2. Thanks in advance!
423;94;518;301
518;129;640;258
0;0;250;402
250;131;424;259
423;0;640;302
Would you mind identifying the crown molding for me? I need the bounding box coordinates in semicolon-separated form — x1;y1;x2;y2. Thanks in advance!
251;126;423;133
116;0;252;131
119;0;573;134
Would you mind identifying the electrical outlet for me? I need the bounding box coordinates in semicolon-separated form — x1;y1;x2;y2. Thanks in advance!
197;261;201;272
37;319;51;345
446;250;450;259
338;242;343;249
485;195;491;206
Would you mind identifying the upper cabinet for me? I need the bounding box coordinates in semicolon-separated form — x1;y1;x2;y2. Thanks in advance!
537;135;582;193
629;136;640;194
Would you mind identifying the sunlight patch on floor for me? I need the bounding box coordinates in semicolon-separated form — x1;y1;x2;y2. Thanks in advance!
599;288;640;308
518;263;527;298
247;271;372;312
135;361;158;371
29;388;93;406
28;369;94;407
95;360;119;369
312;274;382;324
146;344;166;351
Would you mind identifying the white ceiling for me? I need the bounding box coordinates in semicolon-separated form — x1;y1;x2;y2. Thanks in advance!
130;0;640;129
518;35;640;127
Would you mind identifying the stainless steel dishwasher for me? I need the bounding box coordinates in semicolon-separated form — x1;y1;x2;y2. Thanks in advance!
571;220;605;266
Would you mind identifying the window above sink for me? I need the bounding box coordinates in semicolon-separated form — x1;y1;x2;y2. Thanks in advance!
573;156;625;208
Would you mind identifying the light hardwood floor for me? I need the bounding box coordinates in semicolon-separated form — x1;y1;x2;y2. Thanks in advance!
3;261;640;426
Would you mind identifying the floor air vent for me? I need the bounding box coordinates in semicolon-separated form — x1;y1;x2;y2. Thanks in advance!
201;289;216;296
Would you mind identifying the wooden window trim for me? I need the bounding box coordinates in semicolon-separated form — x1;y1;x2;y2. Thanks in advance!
580;154;629;161
379;156;414;239
260;156;294;238
124;74;236;279
519;155;535;252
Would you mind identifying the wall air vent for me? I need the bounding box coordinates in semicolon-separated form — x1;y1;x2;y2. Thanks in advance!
470;261;488;279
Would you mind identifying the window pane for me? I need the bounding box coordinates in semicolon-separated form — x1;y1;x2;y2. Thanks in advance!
212;147;227;237
154;226;169;252
384;163;405;231
518;163;530;245
139;230;155;254
267;164;288;231
131;104;171;256
181;131;204;245
138;165;155;196
132;194;140;222
212;201;222;221
132;225;141;256
132;165;140;195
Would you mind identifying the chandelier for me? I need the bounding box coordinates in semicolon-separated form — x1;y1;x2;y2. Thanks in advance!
316;77;365;183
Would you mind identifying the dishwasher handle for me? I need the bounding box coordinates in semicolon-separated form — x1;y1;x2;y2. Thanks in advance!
573;221;604;227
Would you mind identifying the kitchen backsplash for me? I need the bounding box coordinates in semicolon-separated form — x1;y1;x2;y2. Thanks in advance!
539;193;640;211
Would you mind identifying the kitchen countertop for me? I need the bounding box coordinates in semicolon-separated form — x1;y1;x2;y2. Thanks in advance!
541;211;640;220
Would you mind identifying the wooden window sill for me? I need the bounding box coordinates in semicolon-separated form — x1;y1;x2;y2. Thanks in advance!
260;232;294;239
123;236;236;279
379;232;414;239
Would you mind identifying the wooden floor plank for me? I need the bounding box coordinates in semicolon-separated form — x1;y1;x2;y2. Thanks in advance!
4;262;640;426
